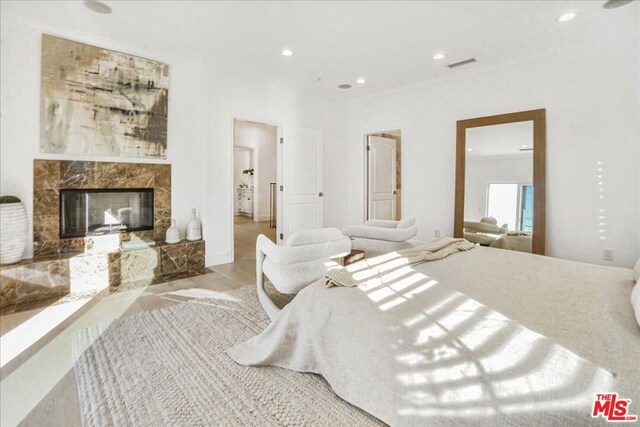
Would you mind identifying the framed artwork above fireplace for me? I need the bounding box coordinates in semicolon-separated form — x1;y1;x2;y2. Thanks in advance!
40;34;169;159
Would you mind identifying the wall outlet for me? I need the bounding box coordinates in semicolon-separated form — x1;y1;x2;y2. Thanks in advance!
434;228;441;238
602;248;614;262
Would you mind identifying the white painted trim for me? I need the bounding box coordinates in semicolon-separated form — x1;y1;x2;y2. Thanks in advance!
206;251;232;267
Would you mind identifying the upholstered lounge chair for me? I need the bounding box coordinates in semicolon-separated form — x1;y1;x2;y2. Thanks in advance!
256;228;351;320
341;216;418;257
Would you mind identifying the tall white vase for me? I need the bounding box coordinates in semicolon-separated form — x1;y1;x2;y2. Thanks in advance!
0;202;28;264
186;208;202;241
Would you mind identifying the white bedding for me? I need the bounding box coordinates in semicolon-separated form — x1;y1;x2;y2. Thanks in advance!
228;247;640;426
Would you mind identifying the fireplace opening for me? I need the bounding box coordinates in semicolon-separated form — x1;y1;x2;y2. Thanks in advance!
60;188;154;239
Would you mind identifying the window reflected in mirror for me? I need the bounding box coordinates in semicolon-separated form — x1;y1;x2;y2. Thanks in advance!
463;121;534;253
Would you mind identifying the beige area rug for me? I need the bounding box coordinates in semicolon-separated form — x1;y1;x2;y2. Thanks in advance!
73;286;383;426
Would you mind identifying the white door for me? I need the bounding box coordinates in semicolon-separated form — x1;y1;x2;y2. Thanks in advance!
367;136;397;220
280;126;323;242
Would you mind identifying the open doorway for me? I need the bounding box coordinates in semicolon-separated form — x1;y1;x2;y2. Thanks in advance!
233;119;277;261
364;129;401;221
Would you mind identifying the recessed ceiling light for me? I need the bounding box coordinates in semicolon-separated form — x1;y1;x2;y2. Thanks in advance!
467;148;473;152
83;0;112;14
338;84;352;89
281;48;294;57
356;78;366;84
520;144;528;148
433;52;446;60
558;12;576;22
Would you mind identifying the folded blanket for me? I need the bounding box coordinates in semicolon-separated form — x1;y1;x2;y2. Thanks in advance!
325;237;475;287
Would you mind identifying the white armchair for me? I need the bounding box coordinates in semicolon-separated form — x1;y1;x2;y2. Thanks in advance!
341;216;418;257
256;228;351;320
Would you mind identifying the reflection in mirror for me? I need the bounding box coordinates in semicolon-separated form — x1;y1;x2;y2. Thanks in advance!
463;121;534;253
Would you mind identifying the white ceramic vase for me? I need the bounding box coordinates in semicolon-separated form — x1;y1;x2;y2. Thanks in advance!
186;208;202;241
165;219;181;244
0;202;28;264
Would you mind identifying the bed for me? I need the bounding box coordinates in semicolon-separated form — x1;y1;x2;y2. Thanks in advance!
228;246;639;426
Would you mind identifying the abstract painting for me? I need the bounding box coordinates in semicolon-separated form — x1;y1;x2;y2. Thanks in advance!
40;34;169;159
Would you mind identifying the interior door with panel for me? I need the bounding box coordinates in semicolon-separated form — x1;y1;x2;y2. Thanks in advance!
281;126;323;242
367;135;397;220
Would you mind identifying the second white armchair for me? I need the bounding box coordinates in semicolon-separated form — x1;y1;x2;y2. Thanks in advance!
342;216;418;257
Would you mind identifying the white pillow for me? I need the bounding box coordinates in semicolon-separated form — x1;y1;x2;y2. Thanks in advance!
632;281;640;328
633;257;640;282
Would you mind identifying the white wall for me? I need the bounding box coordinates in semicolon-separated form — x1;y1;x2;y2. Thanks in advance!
0;8;351;266
345;26;640;267
233;121;277;221
464;155;533;222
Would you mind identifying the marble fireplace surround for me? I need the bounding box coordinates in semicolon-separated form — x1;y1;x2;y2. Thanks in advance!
33;159;171;258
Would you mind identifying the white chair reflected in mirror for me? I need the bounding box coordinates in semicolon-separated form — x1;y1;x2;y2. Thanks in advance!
341;215;418;257
256;228;351;320
463;216;508;246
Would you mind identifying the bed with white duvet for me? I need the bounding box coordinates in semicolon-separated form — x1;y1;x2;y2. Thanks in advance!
228;246;640;426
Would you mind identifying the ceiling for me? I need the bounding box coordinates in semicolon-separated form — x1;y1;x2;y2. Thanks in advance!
466;121;533;157
2;1;638;98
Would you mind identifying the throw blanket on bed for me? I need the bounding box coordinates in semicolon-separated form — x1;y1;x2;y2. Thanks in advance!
326;237;475;288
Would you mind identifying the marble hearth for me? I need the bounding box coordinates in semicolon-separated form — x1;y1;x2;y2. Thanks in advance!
0;160;206;313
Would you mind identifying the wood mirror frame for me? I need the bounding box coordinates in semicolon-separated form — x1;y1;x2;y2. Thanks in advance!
454;109;546;255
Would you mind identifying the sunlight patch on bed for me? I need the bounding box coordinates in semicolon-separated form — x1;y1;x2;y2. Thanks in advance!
458;317;510;351
492;344;581;398
436;299;482;331
440;383;486;403
414;323;449;345
480;328;542;374
397;361;480;386
352;257;408;281
423;293;462;317
379;297;406;311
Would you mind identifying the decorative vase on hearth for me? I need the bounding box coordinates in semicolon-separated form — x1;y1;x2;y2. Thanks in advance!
0;196;28;265
165;219;181;244
186;208;202;241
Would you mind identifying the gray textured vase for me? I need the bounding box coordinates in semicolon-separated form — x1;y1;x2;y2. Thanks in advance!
0;202;28;264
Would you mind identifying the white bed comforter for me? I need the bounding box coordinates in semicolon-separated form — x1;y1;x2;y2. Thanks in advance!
228;247;640;426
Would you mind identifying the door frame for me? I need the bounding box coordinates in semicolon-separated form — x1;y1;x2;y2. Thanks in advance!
362;127;402;223
230;117;282;262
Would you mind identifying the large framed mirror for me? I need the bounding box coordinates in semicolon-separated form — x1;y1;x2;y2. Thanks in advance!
454;109;546;255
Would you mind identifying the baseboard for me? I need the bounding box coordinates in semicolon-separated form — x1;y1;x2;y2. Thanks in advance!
253;215;271;222
206;251;232;267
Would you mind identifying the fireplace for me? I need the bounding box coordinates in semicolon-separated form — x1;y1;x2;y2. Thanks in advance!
60;188;154;239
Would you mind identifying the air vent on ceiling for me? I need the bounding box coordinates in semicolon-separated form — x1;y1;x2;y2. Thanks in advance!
447;58;477;69
603;0;633;9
